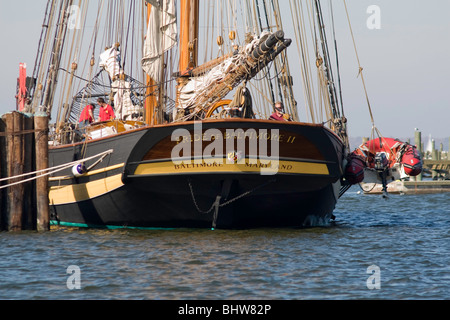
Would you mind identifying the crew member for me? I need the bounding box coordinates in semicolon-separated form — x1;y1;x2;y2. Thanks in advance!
97;98;115;122
79;104;96;128
269;101;291;121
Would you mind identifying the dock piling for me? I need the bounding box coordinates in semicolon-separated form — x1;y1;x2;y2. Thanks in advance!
0;118;5;230
0;112;49;232
2;112;26;231
414;130;423;181
35;113;50;232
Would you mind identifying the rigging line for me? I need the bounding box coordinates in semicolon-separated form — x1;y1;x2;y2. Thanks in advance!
262;0;284;103
58;67;170;90
91;0;104;57
254;0;275;105
0;149;114;184
39;0;65;106
32;5;56;111
130;0;138;80
122;0;134;71
31;0;53;98
248;80;273;106
77;1;106;120
329;0;345;117
44;0;74;113
208;1;214;61
342;0;376;126
314;0;340;119
70;0;92;97
59;0;87;122
289;0;314;123
204;1;211;61
300;0;318;122
270;0;297;120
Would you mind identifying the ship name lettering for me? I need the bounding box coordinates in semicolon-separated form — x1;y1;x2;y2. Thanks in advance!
174;162;224;170
175;132;295;144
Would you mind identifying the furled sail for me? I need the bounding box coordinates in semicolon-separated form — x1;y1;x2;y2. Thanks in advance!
99;46;122;80
111;79;142;120
142;0;177;81
177;31;291;118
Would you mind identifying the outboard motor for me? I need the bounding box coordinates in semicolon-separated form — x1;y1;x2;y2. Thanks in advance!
374;152;388;171
374;152;389;198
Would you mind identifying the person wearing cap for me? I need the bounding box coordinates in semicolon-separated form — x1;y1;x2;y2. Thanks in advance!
269;101;291;121
79;104;96;128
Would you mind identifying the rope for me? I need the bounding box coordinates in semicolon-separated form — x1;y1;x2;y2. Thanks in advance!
0;149;114;190
342;0;375;126
342;0;391;153
359;181;376;193
0;128;48;137
188;178;276;215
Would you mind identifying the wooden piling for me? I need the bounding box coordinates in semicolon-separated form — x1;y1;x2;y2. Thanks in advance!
34;113;49;232
23;115;35;230
414;130;423;181
3;113;13;231
3;112;25;231
0;117;5;230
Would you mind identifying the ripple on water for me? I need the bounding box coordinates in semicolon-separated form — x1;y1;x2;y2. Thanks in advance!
0;190;448;300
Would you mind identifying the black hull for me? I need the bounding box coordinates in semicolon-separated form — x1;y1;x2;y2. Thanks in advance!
52;175;340;229
49;120;345;229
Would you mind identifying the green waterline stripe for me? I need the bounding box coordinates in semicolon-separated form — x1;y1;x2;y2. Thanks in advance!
50;220;176;231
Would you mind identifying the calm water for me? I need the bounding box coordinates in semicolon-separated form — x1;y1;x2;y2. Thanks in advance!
0;187;448;300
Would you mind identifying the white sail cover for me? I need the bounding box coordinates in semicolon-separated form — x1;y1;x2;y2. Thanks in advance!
99;46;121;80
111;79;142;120
142;0;177;81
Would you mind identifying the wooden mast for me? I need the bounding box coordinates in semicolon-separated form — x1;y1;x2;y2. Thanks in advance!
144;3;157;125
146;0;199;116
176;0;199;112
179;0;199;72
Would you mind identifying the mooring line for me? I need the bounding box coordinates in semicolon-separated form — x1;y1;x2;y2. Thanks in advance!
0;149;114;190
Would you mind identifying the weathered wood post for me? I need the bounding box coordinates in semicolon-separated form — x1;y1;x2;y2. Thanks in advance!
431;139;437;180
0;117;5;231
34;112;49;232
3;112;26;231
23;114;35;229
414;129;422;181
2;113;14;231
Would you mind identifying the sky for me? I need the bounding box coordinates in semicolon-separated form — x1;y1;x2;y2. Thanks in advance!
0;0;449;140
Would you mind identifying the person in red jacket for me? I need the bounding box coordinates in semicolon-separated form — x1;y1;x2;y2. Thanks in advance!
97;98;115;122
79;104;96;128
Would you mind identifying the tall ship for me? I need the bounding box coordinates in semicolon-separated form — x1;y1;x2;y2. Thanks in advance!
14;0;421;229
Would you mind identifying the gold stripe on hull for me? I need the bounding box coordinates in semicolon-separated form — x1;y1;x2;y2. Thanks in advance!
49;174;124;205
49;160;329;206
134;159;330;176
